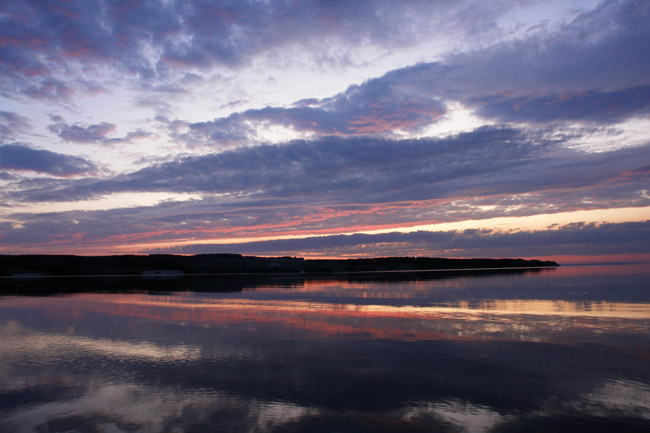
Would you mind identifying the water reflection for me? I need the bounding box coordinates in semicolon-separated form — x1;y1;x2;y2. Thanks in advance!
1;265;649;432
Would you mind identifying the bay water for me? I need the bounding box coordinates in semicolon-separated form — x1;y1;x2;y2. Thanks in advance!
1;265;649;432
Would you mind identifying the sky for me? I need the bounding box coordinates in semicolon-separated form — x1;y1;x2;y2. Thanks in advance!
1;0;649;263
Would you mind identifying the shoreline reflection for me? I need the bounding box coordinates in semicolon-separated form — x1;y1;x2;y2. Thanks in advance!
1;264;649;432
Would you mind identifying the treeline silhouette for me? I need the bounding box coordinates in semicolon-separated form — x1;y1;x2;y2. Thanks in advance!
1;254;558;277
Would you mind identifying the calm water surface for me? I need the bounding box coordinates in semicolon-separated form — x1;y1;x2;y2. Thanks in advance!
1;265;649;432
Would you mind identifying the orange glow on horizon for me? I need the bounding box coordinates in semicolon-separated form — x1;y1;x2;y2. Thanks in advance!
2;205;648;259
119;206;650;255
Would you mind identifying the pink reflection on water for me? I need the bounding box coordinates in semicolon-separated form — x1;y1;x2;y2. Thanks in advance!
2;288;649;347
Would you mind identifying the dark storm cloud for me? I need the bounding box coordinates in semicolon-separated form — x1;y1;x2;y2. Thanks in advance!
0;143;96;176
151;220;650;258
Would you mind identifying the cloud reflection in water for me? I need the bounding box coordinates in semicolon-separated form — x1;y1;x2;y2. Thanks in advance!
0;265;649;432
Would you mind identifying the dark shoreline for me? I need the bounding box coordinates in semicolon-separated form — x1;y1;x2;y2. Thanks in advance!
1;254;558;278
1;266;558;280
0;266;559;297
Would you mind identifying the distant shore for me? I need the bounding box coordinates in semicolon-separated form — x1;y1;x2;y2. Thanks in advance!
0;254;558;278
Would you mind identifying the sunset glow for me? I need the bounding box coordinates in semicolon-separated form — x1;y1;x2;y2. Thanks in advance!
1;0;649;261
5;289;649;346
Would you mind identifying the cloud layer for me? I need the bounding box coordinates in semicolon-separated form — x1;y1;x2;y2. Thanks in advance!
0;0;649;258
150;221;650;260
0;143;96;177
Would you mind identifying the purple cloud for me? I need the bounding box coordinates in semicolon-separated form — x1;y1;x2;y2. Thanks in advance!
179;65;448;144
146;220;650;259
361;0;650;126
173;0;650;146
3;0;647;131
1;0;648;258
2;131;648;252
9;126;650;214
48;122;116;143
447;0;650;94
46;121;151;144
186;93;445;145
245;78;446;135
105;129;152;144
471;86;650;124
0;143;96;176
11;126;547;201
0;0;473;100
0;111;30;140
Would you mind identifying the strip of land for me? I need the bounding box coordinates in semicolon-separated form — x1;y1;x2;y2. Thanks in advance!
0;254;558;277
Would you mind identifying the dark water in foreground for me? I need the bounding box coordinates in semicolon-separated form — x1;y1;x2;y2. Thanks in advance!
1;265;649;433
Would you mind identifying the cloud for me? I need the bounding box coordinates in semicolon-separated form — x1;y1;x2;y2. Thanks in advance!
46;121;151;145
0;143;97;176
377;0;650;125
472;86;650;124
21;77;74;101
438;0;650;124
3;0;646;135
168;0;650;145
1;0;648;258
0;111;30;140
177;63;447;145
7;124;650;211
185;116;256;147
0;0;490;100
17;124;650;205
155;0;466;68
4;182;649;254
447;0;650;94
2;125;648;253
0;0;610;106
107;129;152;144
48;122;116;143
236;79;445;136
12;126;553;202
148;221;650;259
